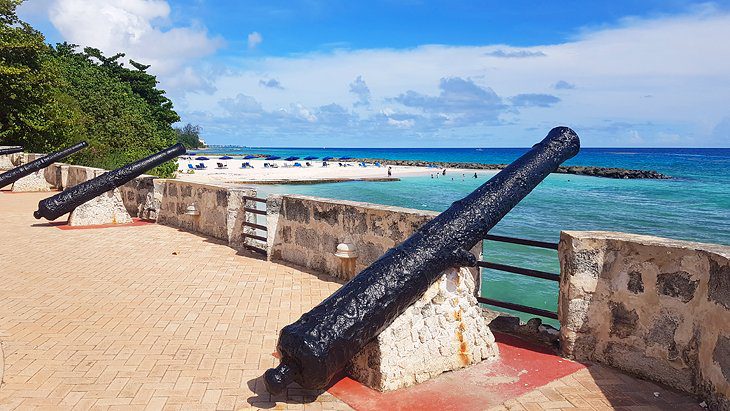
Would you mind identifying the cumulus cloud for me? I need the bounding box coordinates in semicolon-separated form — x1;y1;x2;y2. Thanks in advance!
42;0;223;92
553;80;575;90
393;77;506;125
349;75;371;107
176;8;730;146
485;49;546;58
248;31;263;49
510;93;561;108
259;78;284;89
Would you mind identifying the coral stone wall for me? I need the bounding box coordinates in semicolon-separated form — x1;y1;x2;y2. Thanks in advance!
267;194;482;285
155;180;259;251
559;231;730;410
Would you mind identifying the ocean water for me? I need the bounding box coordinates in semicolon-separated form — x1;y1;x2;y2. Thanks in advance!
198;146;730;325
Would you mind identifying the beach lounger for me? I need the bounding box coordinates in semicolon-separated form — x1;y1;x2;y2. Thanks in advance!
374;162;381;167
216;162;228;169
195;163;206;170
294;163;302;167
188;164;195;170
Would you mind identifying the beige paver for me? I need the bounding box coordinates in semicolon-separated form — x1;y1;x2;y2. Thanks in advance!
0;192;703;410
0;192;348;410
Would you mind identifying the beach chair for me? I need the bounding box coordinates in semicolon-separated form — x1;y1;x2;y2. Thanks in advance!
305;162;312;167
374;162;381;167
322;161;328;167
187;164;195;170
294;163;302;167
195;163;207;170
216;162;227;169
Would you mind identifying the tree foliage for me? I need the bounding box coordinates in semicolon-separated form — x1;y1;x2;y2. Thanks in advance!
175;123;202;149
0;0;184;177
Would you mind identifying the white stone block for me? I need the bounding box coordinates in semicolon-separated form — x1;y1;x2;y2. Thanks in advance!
11;170;53;192
348;266;499;391
67;188;133;226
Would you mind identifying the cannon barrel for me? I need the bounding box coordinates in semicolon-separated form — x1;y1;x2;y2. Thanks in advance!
264;127;581;394
33;143;185;220
0;146;24;156
0;142;88;189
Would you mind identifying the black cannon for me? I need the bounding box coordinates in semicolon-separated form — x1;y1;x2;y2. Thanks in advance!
0;146;24;156
34;143;185;220
0;142;88;189
263;127;581;394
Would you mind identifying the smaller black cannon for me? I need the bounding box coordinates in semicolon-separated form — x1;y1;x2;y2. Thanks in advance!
0;142;88;189
0;146;24;156
34;143;185;221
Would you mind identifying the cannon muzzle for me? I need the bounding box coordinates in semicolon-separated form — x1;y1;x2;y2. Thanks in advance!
264;126;580;394
0;146;24;156
34;143;185;220
0;142;88;189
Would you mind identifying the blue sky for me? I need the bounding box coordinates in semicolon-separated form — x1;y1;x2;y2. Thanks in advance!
18;0;730;147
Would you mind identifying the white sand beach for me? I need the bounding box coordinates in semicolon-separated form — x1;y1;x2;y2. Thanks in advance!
175;157;489;184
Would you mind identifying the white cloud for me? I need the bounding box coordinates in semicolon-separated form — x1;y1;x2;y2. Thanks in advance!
36;0;223;92
179;8;730;146
247;31;263;49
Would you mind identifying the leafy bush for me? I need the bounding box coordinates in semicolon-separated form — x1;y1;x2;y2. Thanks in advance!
0;0;184;178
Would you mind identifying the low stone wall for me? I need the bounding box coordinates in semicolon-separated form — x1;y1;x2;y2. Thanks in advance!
267;195;481;286
559;231;730;409
156;180;258;251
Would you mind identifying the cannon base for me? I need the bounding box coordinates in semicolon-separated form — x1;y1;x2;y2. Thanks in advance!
68;188;132;226
347;266;498;391
11;170;53;192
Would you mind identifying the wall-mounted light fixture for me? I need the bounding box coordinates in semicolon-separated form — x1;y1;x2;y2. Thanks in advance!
335;243;357;259
185;203;200;216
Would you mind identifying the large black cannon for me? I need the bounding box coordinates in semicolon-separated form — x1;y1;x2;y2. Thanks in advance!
263;127;581;394
34;143;185;221
0;146;24;156
0;142;88;189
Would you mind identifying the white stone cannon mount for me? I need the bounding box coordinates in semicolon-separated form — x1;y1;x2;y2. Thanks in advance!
347;266;499;391
10;170;54;192
67;188;133;226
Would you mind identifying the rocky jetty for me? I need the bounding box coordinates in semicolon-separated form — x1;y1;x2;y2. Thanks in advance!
349;158;671;179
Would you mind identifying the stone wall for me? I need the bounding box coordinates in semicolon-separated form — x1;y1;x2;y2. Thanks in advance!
155;180;259;251
267;195;481;286
559;231;730;410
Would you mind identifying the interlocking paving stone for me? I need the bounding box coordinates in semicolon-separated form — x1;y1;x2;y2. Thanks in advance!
0;191;704;410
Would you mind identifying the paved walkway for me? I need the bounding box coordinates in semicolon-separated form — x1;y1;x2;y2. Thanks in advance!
0;192;703;410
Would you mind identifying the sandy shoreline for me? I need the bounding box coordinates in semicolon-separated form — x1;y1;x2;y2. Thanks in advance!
175;158;490;185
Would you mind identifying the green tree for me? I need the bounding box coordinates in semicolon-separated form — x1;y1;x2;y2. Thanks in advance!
175;123;201;149
0;0;79;151
0;0;181;177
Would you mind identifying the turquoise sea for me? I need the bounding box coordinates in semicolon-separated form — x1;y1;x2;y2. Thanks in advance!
197;146;730;325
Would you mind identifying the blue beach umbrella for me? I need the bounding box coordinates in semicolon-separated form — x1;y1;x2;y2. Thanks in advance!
339;156;353;160
243;155;257;159
195;156;209;161
304;156;318;160
219;156;233;160
285;156;300;161
322;156;334;161
265;155;281;160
